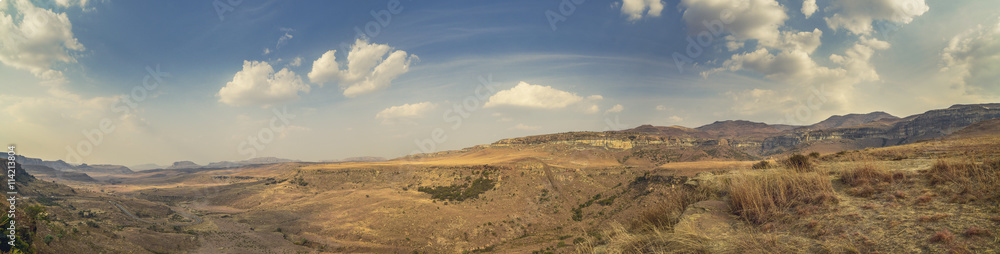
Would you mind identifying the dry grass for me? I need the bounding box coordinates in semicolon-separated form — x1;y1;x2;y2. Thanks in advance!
926;159;1000;202
929;229;955;244
839;155;907;197
965;226;992;237
587;223;712;254
728;170;837;224
919;213;950;222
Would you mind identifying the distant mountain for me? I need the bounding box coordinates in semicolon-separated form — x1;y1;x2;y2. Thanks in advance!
484;103;1000;162
240;157;299;164
799;111;899;130
322;156;387;163
167;161;201;169
944;118;1000;139
74;164;134;174
129;163;165;171
19;164;97;182
763;103;1000;153
12;155;74;170
194;157;301;169
14;155;133;174
696;120;797;138
623;125;707;138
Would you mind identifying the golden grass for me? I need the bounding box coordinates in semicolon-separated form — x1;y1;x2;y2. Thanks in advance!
585;223;712;254
926;159;1000;202
728;170;837;224
840;156;907;197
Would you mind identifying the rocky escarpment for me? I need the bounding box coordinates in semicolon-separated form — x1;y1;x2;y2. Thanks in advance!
484;103;1000;159
73;164;135;174
762;104;1000;153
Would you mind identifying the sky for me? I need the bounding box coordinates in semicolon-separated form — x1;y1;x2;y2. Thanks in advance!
1;0;998;166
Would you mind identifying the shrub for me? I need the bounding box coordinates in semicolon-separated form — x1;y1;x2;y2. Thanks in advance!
919;213;949;222
729;171;836;224
751;160;771;170
418;177;495;201
929;230;954;243
841;160;905;197
783;154;812;172
965;226;992;236
44;235;53;244
808;152;820;158
926;159;1000;201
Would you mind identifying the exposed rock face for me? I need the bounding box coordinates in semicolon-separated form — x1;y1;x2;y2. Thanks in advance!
762;104;1000;153
488;103;1000;159
13;155;74;170
20;164;97;182
1;158;36;183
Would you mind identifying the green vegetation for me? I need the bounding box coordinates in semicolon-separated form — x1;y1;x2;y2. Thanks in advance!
418;177;495;202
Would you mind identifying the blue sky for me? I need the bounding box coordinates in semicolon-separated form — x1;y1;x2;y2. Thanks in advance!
1;0;998;166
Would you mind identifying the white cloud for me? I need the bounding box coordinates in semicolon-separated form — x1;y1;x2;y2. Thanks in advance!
712;48;845;83
667;115;684;122
0;0;86;81
941;18;1000;94
655;105;668;111
375;102;435;124
621;0;665;21
680;0;788;46
510;123;541;131
276;32;293;49
288;57;302;67
307;39;417;98
585;104;600;114
606;104;624;113
263;48;271;55
218;61;310;107
776;29;823;54
824;0;929;35
484;82;586;109
54;0;90;8
802;0;817;18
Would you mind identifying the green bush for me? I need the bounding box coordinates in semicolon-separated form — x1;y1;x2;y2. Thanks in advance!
418;177;495;201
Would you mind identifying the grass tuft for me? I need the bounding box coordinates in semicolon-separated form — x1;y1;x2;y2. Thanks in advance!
728;170;837;224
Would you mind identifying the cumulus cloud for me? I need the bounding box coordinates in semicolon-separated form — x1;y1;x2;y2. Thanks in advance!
0;0;86;81
667;115;684;122
218;61;310;107
824;0;929;35
308;39;417;98
606;104;624;113
680;0;788;46
288;57;302;67
712;48;845;83
484;82;586;109
375;102;435;124
802;0;817;18
620;0;665;21
941;18;1000;94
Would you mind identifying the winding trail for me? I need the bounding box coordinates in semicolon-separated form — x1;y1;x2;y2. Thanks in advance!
109;200;203;227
